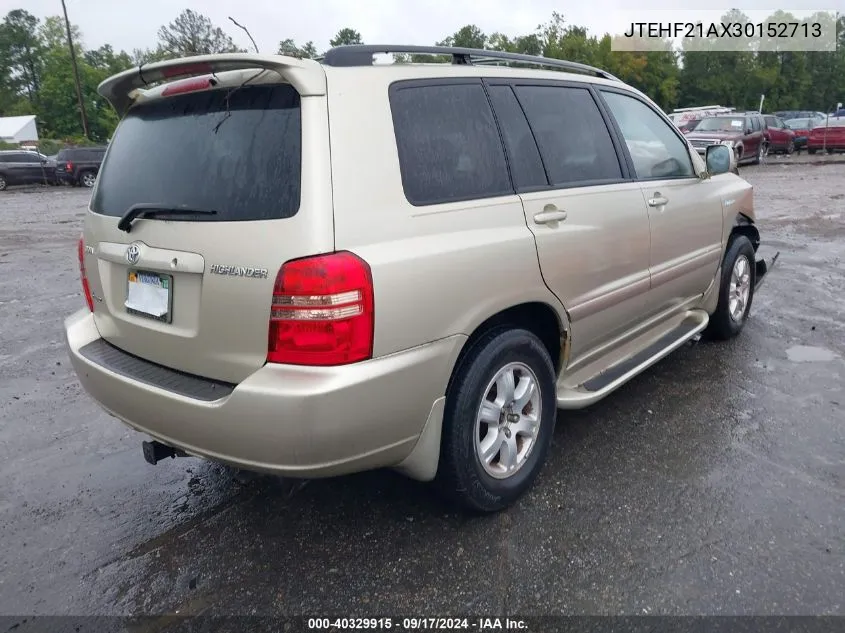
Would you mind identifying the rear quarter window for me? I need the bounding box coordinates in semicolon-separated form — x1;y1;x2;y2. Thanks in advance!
92;83;301;222
389;81;512;206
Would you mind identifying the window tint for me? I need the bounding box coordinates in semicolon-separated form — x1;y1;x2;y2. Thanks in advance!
390;82;512;205
601;91;695;180
486;85;547;190
751;117;761;132
7;153;27;163
514;85;622;186
92;84;301;221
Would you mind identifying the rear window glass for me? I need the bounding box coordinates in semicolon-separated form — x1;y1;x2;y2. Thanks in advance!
92;84;301;221
389;82;512;206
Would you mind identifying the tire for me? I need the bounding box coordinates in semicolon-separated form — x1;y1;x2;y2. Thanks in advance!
79;171;97;188
705;235;756;341
786;140;795;155
436;327;557;513
0;174;6;191
752;142;767;164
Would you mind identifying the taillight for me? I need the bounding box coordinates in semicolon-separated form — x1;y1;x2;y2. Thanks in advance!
78;236;94;312
268;251;374;366
66;161;73;172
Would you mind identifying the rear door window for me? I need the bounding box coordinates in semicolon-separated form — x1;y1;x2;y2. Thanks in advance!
513;85;623;187
486;85;548;191
92;83;301;221
389;81;512;206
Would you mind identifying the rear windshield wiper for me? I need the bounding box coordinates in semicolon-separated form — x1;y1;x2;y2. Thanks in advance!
118;203;218;233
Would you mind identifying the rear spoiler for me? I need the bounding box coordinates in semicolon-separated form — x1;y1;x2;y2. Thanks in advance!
97;53;327;116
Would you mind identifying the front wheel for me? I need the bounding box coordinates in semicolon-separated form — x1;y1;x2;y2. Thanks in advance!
436;328;557;513
752;142;768;164
705;235;756;341
786;140;795;154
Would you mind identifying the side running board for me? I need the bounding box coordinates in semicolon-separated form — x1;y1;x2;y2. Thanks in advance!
556;310;709;410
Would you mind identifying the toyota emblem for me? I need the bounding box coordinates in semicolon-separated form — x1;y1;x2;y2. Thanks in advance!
125;243;141;265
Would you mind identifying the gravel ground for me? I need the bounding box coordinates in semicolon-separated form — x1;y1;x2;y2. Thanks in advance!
1;159;844;619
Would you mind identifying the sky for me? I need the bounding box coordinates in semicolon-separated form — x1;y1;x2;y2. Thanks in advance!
4;0;841;55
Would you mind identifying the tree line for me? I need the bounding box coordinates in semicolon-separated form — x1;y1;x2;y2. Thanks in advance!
1;8;843;145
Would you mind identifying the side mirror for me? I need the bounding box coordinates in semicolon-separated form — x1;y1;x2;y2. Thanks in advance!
705;144;733;176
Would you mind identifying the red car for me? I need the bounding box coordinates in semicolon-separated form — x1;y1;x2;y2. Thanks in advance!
807;118;845;154
763;115;797;154
784;117;817;150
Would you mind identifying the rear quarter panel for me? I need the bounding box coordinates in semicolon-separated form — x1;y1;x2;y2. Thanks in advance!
324;67;568;359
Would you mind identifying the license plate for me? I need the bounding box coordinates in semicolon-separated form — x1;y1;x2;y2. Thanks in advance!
126;270;173;323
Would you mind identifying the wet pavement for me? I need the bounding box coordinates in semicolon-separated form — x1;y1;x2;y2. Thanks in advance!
1;160;844;617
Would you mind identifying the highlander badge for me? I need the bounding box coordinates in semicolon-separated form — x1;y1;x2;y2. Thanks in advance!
209;264;269;279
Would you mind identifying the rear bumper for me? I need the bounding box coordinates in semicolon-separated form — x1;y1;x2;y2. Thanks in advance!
64;309;465;478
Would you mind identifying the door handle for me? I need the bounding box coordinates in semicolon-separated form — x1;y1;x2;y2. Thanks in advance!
647;194;669;207
533;209;567;224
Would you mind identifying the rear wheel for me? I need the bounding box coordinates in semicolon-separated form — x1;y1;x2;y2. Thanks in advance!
0;174;6;191
436;328;557;513
752;142;768;164
705;235;755;341
79;171;97;188
786;140;795;154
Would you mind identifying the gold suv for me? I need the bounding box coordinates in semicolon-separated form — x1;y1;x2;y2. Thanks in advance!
64;46;778;512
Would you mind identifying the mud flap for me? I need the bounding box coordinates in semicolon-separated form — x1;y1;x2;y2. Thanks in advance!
754;250;780;292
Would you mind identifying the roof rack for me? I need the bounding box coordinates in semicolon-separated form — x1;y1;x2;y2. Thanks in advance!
320;45;621;82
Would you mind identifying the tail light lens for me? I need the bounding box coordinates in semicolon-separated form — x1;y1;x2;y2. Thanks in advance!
65;161;73;172
78;236;94;312
268;251;374;366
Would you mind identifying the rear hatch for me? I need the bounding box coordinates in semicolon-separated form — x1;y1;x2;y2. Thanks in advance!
83;56;332;384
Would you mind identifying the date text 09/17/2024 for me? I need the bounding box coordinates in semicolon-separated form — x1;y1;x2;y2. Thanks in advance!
306;617;529;630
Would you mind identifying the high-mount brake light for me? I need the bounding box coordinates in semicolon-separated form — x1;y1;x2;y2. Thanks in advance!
162;76;214;96
267;252;374;366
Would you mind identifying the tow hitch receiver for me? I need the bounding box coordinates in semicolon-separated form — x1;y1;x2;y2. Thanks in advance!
755;250;780;292
142;440;187;465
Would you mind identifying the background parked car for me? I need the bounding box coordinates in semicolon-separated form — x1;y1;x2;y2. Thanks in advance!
0;149;56;191
808;117;845;154
55;146;107;188
784;118;817;150
774;110;827;121
685;112;767;164
763;115;796;153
